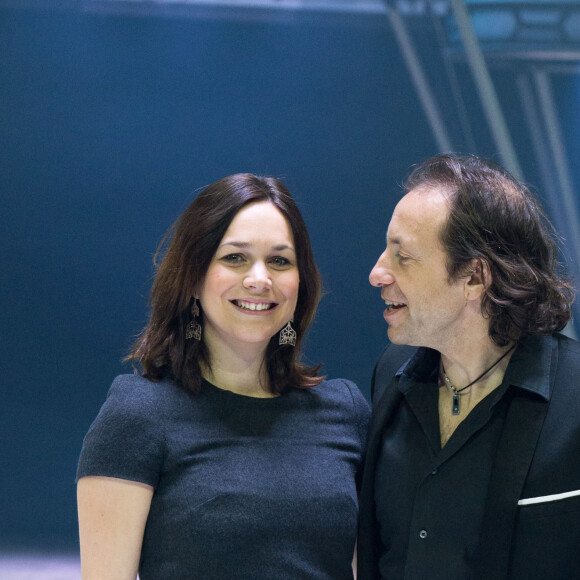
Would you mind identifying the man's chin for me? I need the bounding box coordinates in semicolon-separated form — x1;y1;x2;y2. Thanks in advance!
387;327;407;345
387;326;420;347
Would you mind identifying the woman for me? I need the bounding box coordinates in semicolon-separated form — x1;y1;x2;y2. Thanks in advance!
77;174;370;580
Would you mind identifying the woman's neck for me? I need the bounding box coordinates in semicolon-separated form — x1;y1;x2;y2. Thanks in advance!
202;363;275;398
200;334;274;398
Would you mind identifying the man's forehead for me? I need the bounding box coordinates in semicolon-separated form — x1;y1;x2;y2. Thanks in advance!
405;184;449;203
386;187;449;244
397;187;449;220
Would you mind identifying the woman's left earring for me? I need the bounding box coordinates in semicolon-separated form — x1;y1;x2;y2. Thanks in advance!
185;299;202;341
279;320;297;346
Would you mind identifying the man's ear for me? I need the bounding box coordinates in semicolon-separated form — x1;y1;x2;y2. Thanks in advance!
464;259;490;301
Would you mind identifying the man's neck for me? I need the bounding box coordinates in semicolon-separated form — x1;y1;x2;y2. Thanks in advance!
437;337;516;446
440;341;513;387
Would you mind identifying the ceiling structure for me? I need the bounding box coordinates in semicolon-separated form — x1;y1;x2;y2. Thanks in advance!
385;1;580;340
4;0;579;334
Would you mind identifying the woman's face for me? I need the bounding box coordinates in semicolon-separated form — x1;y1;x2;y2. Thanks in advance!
198;201;300;356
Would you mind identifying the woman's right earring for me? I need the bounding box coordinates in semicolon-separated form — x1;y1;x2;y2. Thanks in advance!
185;299;202;341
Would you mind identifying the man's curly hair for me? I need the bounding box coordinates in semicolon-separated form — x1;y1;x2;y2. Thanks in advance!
406;153;575;346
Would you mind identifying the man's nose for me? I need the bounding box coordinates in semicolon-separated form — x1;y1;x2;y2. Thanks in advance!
369;252;394;287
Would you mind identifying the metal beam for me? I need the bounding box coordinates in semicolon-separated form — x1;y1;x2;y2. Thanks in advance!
533;69;580;257
449;0;523;179
82;0;389;13
386;5;453;152
517;70;579;340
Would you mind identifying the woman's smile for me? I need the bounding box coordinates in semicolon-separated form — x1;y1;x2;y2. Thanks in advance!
232;299;277;312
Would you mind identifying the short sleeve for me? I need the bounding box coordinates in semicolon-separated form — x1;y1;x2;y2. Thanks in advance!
341;379;371;449
76;375;166;488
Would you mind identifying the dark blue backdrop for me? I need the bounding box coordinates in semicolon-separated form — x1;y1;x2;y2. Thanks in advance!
1;4;578;552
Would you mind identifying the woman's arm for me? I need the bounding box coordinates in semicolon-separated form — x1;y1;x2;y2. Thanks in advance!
77;475;154;580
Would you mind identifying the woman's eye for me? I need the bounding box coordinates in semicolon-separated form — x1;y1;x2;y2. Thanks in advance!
270;256;291;267
222;254;244;264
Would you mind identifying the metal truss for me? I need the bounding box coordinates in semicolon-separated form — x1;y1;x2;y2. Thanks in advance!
385;0;580;338
3;0;578;334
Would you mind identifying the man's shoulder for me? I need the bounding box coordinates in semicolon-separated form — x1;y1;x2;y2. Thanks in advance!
555;331;580;354
551;332;580;377
374;343;418;376
371;343;418;403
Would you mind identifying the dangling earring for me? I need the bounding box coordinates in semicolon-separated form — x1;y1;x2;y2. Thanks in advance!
185;299;202;341
279;320;297;346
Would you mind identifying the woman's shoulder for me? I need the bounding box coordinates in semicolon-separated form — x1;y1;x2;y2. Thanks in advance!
315;377;365;397
310;378;370;413
105;373;189;415
306;379;370;442
83;375;193;449
77;374;177;486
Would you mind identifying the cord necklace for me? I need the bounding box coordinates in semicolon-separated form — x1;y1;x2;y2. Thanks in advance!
441;344;516;415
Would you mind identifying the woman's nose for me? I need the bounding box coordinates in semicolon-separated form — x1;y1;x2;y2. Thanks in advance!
243;262;272;292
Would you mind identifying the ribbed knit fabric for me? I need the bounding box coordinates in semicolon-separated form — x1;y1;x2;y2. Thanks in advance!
77;374;370;579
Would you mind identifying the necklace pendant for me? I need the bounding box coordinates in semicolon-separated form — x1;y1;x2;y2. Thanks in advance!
452;393;460;415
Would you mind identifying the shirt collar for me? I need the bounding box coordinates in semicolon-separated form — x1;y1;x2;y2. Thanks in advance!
501;334;552;401
396;347;439;395
396;334;553;401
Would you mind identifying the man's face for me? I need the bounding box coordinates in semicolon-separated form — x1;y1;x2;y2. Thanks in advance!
369;187;468;350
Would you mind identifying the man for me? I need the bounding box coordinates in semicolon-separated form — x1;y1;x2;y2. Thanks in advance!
357;153;580;579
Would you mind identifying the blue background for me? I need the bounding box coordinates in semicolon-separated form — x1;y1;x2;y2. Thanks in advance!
1;4;578;551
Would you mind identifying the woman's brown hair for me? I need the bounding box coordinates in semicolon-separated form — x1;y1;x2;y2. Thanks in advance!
127;173;323;394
